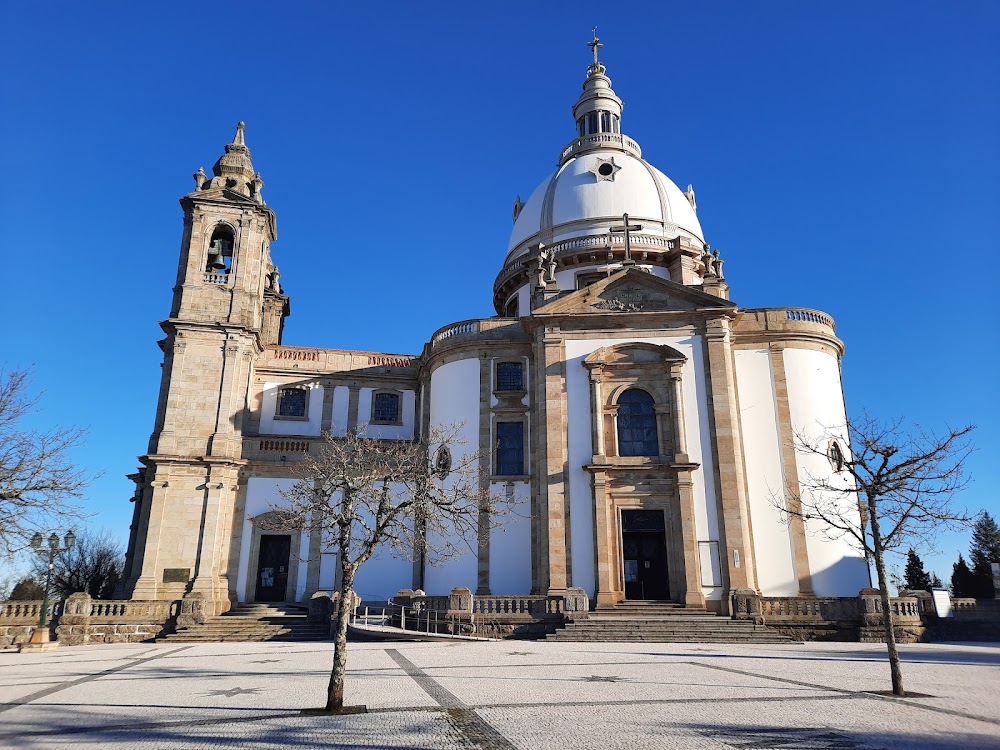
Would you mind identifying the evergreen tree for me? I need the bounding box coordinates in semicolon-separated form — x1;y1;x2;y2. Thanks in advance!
930;573;943;589
9;577;45;600
903;548;933;592
951;554;977;597
969;512;1000;598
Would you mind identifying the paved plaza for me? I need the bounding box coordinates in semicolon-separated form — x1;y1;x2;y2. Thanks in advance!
1;639;998;749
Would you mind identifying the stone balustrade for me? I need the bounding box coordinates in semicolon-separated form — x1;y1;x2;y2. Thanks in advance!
0;600;58;624
427;317;528;353
736;307;837;335
496;232;684;294
559;132;642;163
472;595;565;618
202;271;229;285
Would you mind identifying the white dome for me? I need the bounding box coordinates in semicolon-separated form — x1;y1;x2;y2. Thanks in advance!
507;148;704;259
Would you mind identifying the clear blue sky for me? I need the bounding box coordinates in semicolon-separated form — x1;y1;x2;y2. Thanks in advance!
1;2;997;584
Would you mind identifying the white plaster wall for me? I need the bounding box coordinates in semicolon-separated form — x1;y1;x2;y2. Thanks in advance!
330;385;349;436
424;357;481;594
238;477;297;602
357;388;416;440
489;481;532;594
733;349;798;596
259;383;323;436
564;335;722;601
352;494;414;603
783;347;870;596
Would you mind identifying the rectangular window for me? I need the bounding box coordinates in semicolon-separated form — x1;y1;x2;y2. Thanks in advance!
600;111;611;132
495;422;524;476
276;387;307;418
495;362;524;392
372;392;401;423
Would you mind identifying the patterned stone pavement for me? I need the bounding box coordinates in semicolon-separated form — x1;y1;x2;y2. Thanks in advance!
1;640;998;749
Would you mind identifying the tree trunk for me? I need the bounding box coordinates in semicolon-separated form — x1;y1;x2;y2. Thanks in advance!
868;493;905;696
326;561;356;713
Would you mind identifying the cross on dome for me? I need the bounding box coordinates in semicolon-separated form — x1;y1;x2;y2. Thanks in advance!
588;29;605;75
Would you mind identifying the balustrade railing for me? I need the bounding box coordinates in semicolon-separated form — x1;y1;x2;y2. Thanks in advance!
428;317;526;351
0;600;59;623
498;233;681;285
202;271;229;285
472;595;565;617
560;132;642;163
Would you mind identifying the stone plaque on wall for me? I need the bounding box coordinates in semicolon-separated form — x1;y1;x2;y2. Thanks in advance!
162;568;191;584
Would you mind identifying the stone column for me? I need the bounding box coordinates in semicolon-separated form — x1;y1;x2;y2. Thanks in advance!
703;318;757;607
769;345;814;595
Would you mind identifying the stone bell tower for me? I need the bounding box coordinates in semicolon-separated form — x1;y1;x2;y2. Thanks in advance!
122;123;289;614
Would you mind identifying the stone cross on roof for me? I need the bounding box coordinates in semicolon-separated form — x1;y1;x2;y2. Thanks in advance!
609;213;643;265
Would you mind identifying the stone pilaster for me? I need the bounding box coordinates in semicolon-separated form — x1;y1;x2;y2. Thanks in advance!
591;470;619;608
346;385;360;433
542;331;569;593
704;317;757;608
320;383;335;433
130;474;171;600
477;354;492;595
677;472;706;607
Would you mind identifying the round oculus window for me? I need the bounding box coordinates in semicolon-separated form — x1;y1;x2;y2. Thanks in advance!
598;162;615;176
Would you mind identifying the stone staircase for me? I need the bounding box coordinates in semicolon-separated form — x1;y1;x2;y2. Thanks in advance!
546;601;792;643
160;603;331;643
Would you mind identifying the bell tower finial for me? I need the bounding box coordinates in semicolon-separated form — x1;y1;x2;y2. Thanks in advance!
233;121;246;147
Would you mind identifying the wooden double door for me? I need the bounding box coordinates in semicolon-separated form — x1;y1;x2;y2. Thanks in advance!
621;509;669;600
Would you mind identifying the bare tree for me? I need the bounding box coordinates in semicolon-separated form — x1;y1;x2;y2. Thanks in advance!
261;423;510;714
779;414;974;697
31;528;125;599
0;369;94;556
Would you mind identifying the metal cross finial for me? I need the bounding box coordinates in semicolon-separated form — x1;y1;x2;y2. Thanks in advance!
588;29;603;67
609;213;643;264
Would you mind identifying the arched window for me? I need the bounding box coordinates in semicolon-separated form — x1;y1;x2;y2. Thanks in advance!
206;226;234;274
616;389;658;457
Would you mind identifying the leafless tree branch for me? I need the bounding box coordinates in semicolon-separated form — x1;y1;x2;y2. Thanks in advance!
0;368;95;557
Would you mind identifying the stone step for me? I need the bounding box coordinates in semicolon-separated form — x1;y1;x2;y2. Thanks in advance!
158;603;329;643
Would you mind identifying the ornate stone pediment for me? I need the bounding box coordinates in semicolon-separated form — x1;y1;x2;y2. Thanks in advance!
535;268;736;317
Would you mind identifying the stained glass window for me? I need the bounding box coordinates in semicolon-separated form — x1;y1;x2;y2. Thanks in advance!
373;392;400;423
496;362;524;392
495;422;524;475
617;389;658;457
277;388;307;418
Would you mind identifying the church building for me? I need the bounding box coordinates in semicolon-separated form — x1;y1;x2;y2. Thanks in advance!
120;39;870;617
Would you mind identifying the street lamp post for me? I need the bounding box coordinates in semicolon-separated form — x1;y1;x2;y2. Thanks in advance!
21;529;75;651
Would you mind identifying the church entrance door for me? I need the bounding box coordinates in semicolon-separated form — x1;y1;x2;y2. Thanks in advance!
621;510;669;600
255;534;291;602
